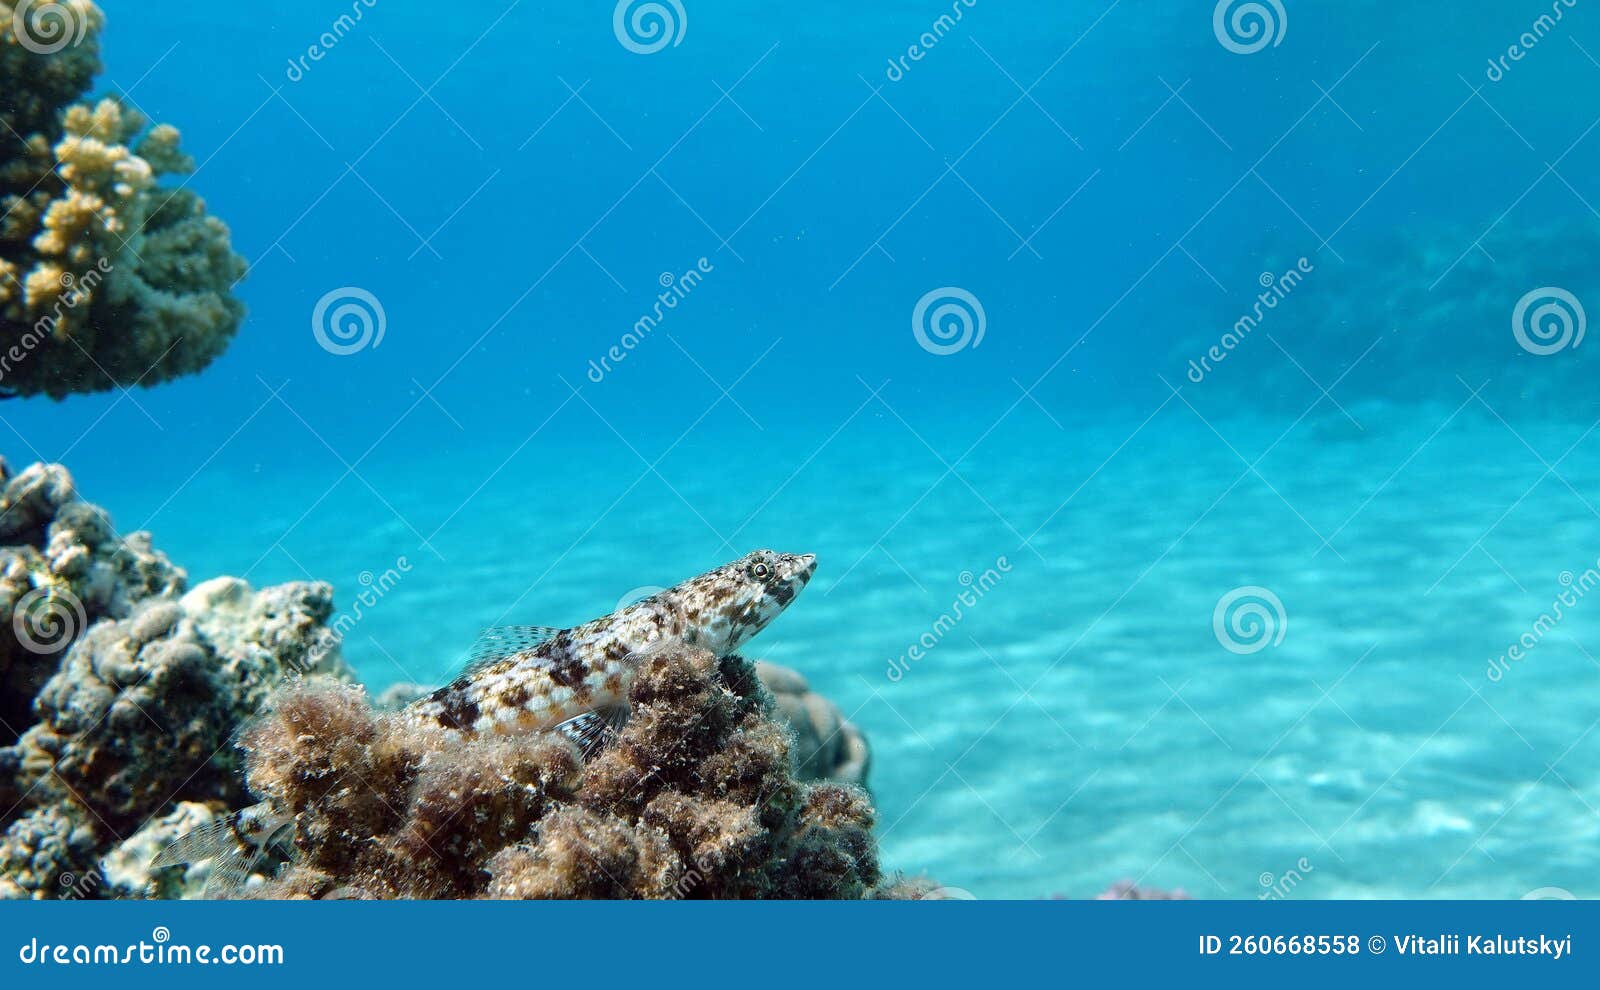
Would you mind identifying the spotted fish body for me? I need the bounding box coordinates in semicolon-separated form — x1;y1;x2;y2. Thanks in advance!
152;550;817;897
406;549;817;738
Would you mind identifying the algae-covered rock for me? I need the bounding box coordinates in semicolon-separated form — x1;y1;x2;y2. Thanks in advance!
240;645;881;899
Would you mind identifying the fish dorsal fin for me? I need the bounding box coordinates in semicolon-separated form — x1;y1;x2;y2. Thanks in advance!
555;704;631;759
461;624;562;677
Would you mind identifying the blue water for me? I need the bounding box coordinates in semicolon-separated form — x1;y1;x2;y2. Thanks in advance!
15;0;1600;897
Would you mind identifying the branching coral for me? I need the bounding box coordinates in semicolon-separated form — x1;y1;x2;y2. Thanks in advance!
0;459;349;899
0;0;245;398
239;645;882;899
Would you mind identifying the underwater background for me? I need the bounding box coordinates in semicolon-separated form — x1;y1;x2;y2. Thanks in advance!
13;0;1600;897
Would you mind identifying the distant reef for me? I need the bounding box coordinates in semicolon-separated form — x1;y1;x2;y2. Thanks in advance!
0;1;246;398
0;459;893;899
1169;220;1600;419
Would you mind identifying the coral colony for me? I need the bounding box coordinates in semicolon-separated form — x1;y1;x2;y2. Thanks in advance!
0;1;245;398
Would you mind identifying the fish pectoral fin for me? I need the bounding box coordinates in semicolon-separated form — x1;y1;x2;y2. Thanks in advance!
153;804;294;900
555;704;631;759
151;816;240;870
461;624;563;676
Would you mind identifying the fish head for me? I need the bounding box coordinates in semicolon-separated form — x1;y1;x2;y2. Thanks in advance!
676;549;816;654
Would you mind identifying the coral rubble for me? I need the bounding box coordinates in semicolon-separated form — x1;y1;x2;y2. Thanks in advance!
0;459;348;899
239;645;880;899
0;0;246;398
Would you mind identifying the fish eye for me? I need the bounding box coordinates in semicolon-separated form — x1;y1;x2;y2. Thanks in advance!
750;561;771;580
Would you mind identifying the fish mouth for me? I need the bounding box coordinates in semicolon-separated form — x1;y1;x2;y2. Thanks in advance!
795;553;817;586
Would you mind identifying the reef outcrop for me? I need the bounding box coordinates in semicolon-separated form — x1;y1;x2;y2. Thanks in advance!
0;459;348;899
0;0;246;398
237;644;880;899
1171;221;1600;418
755;660;869;787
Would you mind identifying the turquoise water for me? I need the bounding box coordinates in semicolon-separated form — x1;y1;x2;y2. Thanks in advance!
14;1;1600;897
